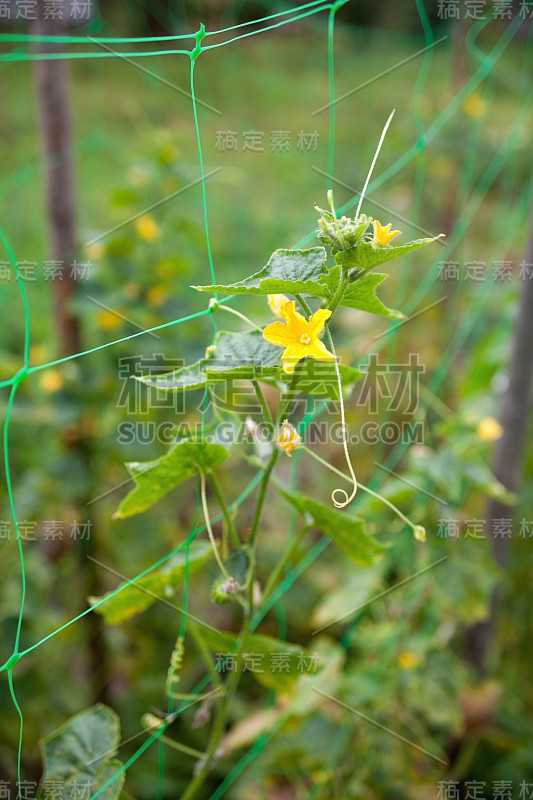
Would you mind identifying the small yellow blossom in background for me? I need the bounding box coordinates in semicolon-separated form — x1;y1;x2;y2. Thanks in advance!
85;242;106;260
146;285;167;307
263;300;335;374
413;525;427;542
135;214;161;243
478;417;503;442
40;370;65;393
275;420;302;457
372;219;401;247
97;310;122;331
462;93;487;119
267;293;290;317
398;651;419;670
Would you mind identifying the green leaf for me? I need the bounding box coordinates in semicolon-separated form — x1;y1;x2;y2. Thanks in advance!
335;234;444;272
197;628;314;692
192;248;328;296
89;543;212;625
37;705;124;800
136;330;281;392
319;267;403;319
114;439;231;519
136;329;362;400
277;488;385;566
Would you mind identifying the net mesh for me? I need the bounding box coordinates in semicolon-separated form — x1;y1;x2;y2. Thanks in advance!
0;1;531;797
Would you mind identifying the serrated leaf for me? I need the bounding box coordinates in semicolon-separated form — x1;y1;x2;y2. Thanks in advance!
89;543;212;625
137;330;281;392
277;488;385;566
335;234;444;272
198;628;313;692
136;329;362;399
114;439;230;519
192;248;328;296
37;705;124;800
319;267;403;319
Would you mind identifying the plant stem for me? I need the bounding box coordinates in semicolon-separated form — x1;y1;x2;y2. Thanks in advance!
186;620;223;688
248;449;278;548
277;360;305;424
158;736;206;760
208;471;240;548
324;265;349;315
294;293;313;316
198;469;231;580
251;379;274;435
301;446;419;533
323;324;358;508
179;613;252;800
216;304;264;331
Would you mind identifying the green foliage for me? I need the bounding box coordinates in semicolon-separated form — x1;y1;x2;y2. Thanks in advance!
37;705;124;800
114;440;231;518
334;233;444;272
135;328;363;398
317;266;404;318
277;488;385;566
192;247;328;296
136;330;282;391
89;543;212;624
197;628;313;692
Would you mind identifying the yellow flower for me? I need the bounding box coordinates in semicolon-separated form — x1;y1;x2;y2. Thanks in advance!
477;417;503;442
97;310;122;331
275;420;301;457
372;219;401;247
267;293;290;317
40;370;64;393
263;300;335;374
85;242;106;260
146;285;167;307
135;214;161;243
463;93;487;119
398;651;419;670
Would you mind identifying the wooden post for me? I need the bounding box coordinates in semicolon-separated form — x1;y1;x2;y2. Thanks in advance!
465;213;533;674
30;13;111;705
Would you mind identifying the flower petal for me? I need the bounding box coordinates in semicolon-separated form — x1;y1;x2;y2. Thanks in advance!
281;343;307;374
267;293;290;317
306;339;336;362
308;308;332;337
282;301;308;335
263;321;299;347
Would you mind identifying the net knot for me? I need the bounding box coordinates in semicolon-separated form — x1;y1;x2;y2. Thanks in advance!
190;23;206;61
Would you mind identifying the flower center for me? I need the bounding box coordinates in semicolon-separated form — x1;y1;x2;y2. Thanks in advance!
299;334;312;345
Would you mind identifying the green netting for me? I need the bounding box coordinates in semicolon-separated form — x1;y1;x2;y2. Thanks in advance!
0;1;531;797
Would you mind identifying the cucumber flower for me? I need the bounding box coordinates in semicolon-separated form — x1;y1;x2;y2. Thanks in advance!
275;420;302;457
263;300;335;374
267;293;290;317
372;219;401;247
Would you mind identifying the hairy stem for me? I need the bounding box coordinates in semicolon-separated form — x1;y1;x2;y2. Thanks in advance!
208;471;240;548
251;379;275;435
